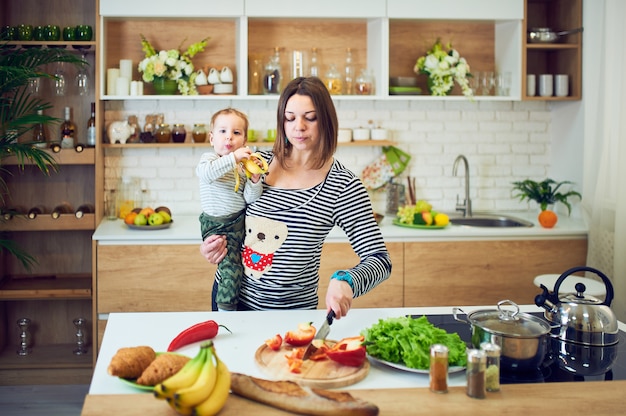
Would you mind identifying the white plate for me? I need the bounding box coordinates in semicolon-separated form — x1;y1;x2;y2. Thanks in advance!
367;355;465;374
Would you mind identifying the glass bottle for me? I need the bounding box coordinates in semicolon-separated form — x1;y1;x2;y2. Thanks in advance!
324;64;342;95
172;124;187;143
75;203;95;219
32;109;48;148
27;205;49;219
263;47;282;95
60;106;76;149
51;202;74;219
192;124;207;143
309;47;319;77
344;48;355;95
86;102;96;147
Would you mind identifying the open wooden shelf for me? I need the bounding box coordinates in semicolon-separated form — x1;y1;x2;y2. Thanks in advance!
0;274;92;300
2;147;95;166
0;213;96;231
0;344;93;370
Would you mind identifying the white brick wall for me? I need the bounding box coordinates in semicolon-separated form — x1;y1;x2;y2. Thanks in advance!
104;99;552;216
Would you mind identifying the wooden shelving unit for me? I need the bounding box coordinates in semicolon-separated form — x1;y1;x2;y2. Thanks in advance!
0;0;102;385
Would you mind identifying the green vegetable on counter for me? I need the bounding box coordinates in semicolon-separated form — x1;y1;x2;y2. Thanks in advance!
361;315;468;369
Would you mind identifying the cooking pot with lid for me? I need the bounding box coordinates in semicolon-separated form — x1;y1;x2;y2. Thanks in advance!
454;300;552;373
534;266;618;346
527;27;583;43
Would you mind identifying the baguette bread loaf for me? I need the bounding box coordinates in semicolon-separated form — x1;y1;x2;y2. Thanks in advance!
230;372;379;416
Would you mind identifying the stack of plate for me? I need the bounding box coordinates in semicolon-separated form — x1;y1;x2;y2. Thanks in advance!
389;76;421;96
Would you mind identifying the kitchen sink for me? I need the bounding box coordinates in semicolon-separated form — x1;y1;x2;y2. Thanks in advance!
449;215;534;228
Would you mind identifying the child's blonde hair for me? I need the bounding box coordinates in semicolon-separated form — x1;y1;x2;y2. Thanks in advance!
209;108;249;136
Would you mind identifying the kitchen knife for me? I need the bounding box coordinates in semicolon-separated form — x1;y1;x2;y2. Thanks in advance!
303;310;335;360
315;310;336;340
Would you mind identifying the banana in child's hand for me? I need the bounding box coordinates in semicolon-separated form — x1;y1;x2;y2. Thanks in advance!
234;153;269;192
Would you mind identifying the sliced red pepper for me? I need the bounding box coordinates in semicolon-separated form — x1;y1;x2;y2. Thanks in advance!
265;334;283;351
167;320;231;352
283;322;316;347
325;335;367;367
285;347;306;373
308;343;330;361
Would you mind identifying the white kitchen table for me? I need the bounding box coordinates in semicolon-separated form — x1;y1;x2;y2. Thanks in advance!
89;304;553;395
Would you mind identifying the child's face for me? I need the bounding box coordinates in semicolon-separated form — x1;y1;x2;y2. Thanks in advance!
209;113;247;156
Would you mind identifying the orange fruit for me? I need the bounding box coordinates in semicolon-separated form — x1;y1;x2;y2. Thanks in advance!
538;209;558;228
124;212;138;225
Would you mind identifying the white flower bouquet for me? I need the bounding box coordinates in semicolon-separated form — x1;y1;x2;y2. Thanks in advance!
138;34;209;95
414;39;473;97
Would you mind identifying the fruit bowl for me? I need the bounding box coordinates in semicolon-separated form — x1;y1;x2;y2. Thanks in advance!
125;220;173;231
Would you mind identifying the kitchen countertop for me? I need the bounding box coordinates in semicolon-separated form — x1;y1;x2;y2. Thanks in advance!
84;305;625;415
93;211;588;245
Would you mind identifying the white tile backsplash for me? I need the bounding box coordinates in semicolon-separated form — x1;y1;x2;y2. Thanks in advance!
104;99;553;217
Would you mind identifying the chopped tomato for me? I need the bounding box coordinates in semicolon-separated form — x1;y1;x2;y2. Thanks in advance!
265;334;283;351
326;335;367;367
284;322;316;347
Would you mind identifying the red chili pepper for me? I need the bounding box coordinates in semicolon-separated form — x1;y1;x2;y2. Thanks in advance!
284;322;316;347
325;335;367;367
167;320;231;352
265;334;283;351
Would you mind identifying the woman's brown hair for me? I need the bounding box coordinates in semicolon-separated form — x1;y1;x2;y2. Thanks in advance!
273;77;338;170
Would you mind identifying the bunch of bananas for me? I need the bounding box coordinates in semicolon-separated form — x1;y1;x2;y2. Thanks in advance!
154;341;231;416
234;153;269;192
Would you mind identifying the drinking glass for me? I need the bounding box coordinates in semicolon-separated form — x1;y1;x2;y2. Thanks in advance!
480;71;495;96
73;317;88;355
53;62;67;96
496;71;511;96
469;71;481;96
17;318;32;356
76;52;89;96
27;77;41;95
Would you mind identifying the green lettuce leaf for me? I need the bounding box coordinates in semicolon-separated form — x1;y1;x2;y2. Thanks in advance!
361;315;467;369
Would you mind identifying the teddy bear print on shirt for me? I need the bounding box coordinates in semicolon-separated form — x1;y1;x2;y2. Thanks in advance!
242;216;288;279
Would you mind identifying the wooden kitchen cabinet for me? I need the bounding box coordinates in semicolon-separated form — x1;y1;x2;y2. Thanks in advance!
0;0;103;385
522;0;583;100
404;238;588;307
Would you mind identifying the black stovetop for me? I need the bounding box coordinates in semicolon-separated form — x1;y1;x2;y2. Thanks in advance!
419;313;626;383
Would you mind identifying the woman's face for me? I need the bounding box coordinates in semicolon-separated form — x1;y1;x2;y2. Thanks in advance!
210;113;247;156
284;94;319;150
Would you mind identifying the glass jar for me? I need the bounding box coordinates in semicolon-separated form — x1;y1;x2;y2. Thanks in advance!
355;69;374;95
192;124;207;143
324;64;343;95
263;47;282;95
172;124;187;143
429;344;449;393
481;342;501;392
466;349;487;399
155;123;171;143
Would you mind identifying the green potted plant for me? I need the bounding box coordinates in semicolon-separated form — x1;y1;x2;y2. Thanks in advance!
1;44;84;269
511;178;582;228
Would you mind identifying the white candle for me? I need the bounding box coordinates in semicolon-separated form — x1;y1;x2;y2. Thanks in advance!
115;76;129;96
130;81;138;96
137;81;144;96
119;59;133;80
106;68;120;96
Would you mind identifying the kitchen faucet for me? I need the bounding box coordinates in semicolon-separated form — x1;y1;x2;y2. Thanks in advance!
453;155;472;217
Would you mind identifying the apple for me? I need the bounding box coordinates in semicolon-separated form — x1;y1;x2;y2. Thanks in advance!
134;213;148;226
156;210;171;224
148;212;164;226
139;207;155;217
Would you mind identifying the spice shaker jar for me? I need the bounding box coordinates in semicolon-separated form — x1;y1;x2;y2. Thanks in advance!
466;349;487;399
429;344;449;393
480;342;501;392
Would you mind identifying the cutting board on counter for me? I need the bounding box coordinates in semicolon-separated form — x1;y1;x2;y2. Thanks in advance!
254;343;369;388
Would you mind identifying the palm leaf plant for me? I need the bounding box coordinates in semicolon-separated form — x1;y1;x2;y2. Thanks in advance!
511;178;582;215
1;44;85;269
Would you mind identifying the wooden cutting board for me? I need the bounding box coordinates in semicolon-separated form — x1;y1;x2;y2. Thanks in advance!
254;342;369;388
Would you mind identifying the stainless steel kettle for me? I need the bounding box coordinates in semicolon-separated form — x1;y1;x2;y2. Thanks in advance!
534;266;618;346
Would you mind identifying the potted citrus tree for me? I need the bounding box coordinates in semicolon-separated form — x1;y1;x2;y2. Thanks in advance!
511;178;582;228
1;44;84;269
